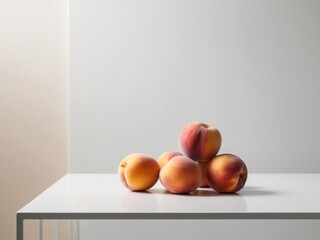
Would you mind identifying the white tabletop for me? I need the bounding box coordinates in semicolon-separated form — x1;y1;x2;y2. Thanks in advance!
17;173;320;220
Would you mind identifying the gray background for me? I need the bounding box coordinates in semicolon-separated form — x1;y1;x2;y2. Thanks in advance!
70;0;320;174
69;1;320;239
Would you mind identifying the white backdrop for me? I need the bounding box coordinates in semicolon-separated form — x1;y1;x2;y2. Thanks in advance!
70;0;320;174
69;1;320;239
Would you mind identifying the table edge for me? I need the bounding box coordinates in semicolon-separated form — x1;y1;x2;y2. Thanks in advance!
16;212;320;220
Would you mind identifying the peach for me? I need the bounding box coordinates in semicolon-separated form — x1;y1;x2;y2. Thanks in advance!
159;155;201;194
118;153;160;191
206;153;248;193
198;161;209;187
179;122;222;162
157;151;183;168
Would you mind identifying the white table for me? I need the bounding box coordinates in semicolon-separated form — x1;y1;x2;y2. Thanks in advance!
17;173;320;240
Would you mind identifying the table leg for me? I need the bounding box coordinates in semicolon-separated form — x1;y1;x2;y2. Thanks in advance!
16;214;23;240
68;220;73;240
76;220;80;240
39;220;43;240
56;220;61;240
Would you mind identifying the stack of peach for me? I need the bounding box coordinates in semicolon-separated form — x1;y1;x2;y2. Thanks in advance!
118;122;248;194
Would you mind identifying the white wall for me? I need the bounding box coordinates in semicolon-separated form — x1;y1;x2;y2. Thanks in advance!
70;0;320;173
69;1;320;240
0;1;68;239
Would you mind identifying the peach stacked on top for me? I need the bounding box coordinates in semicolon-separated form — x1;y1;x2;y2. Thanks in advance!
118;121;248;194
179;122;222;162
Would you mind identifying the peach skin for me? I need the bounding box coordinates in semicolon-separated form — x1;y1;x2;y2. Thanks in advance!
159;155;201;194
118;153;160;191
157;151;183;168
198;161;209;187
179;122;222;162
206;153;248;193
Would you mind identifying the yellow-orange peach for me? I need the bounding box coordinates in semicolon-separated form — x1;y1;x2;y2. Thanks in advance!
206;153;248;193
118;153;160;191
159;156;201;194
179;122;222;162
198;161;209;187
157;151;183;168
